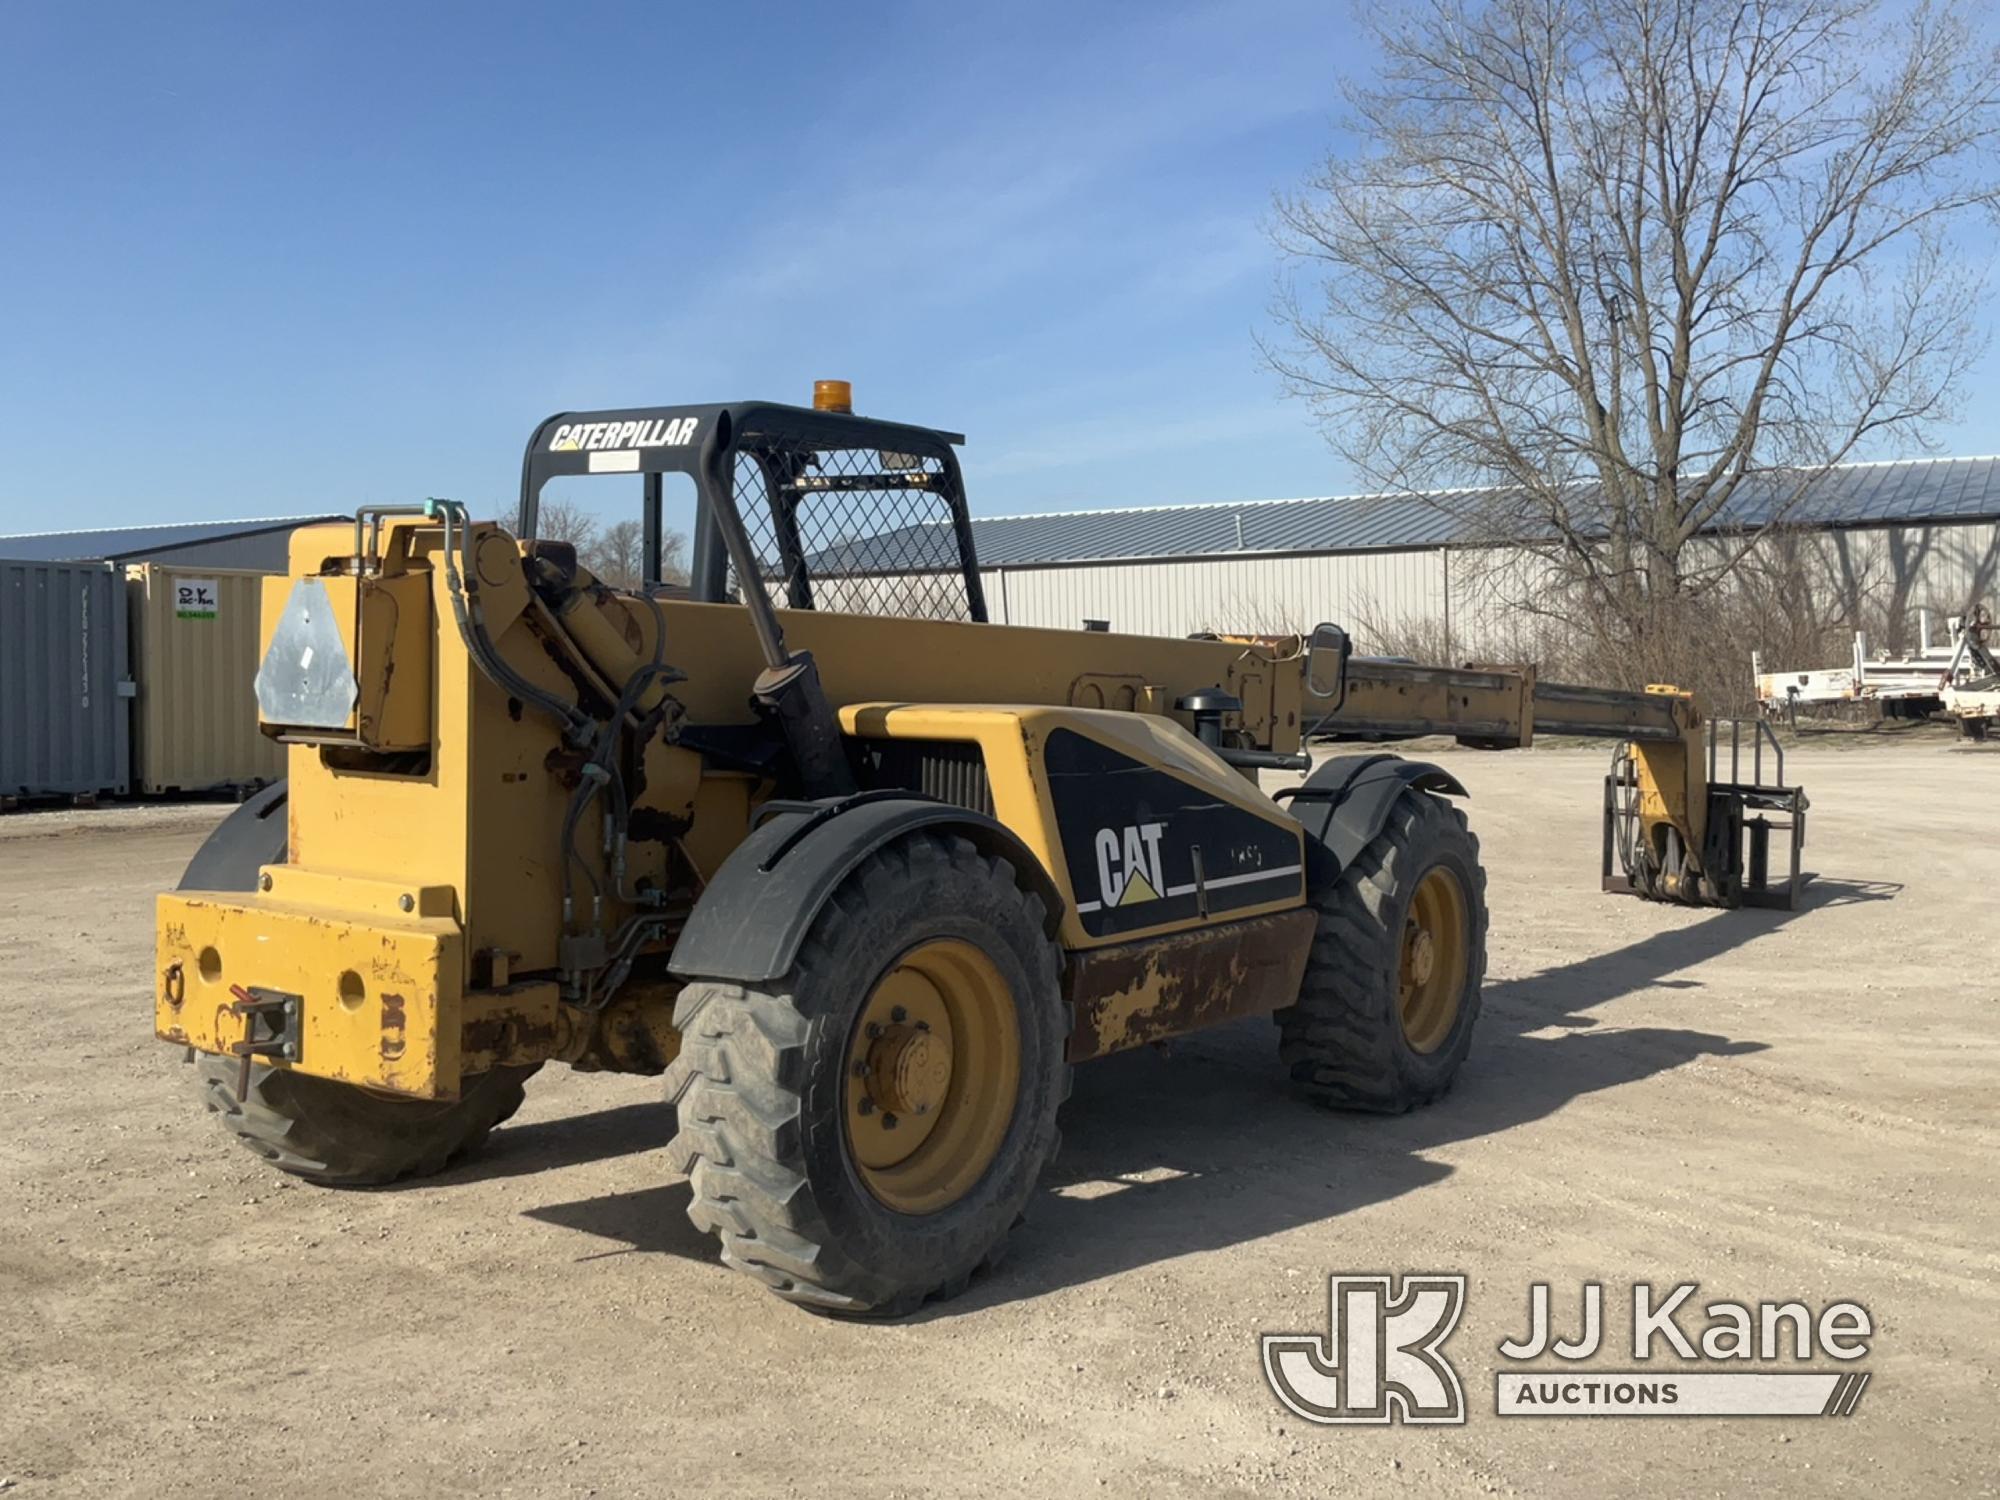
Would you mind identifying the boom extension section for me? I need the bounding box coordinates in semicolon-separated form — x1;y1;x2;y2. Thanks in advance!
1313;658;1809;910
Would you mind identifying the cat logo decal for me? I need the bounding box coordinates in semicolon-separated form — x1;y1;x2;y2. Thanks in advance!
1094;821;1168;908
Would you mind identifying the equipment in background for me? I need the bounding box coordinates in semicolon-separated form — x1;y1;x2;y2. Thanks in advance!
1755;605;1998;740
154;384;1815;1319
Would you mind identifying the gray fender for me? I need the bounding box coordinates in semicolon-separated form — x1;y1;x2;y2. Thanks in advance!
1278;753;1468;878
666;792;1064;984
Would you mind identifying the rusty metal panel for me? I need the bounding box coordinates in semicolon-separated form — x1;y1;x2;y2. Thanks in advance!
0;559;130;798
1064;906;1318;1063
156;883;464;1099
127;565;284;794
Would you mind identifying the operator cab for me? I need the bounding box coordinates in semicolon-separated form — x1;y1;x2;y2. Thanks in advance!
517;381;988;624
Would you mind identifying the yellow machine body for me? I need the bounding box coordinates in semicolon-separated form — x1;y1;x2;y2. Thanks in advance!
148;395;1810;1319
159;518;1327;1099
156;509;1779;1101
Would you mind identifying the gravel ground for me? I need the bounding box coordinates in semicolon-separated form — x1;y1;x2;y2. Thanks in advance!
1;738;1995;1497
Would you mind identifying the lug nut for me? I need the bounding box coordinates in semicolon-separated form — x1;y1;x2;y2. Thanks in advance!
881;1113;899;1130
915;1020;930;1032
852;1060;869;1078
865;1022;883;1039
857;1098;875;1116
890;1005;908;1023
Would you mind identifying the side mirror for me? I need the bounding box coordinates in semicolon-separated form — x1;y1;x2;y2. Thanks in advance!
1306;622;1351;706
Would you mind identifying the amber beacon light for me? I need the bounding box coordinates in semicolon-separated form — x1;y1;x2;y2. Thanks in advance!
813;379;854;413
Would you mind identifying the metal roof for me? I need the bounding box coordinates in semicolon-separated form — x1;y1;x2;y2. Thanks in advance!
0;515;343;563
817;455;2000;571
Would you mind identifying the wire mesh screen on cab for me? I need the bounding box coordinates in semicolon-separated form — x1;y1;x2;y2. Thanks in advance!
728;442;977;622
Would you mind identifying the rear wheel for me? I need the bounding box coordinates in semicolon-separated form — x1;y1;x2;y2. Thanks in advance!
194;1055;537;1186
665;832;1068;1315
1276;791;1487;1111
178;782;537;1186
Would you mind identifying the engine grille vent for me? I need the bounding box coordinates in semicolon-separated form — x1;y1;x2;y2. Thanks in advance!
856;738;993;817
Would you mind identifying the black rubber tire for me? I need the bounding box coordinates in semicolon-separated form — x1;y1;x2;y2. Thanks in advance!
177;780;290;893
664;832;1069;1316
193;1053;537;1186
178;779;537;1186
1276;791;1488;1111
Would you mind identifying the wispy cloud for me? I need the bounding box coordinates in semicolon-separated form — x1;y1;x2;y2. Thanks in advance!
531;2;1351;511
572;6;1331;380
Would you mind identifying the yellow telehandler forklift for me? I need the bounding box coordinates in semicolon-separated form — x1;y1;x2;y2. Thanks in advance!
155;384;1809;1314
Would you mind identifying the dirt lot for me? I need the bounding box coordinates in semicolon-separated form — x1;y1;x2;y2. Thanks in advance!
2;739;1995;1497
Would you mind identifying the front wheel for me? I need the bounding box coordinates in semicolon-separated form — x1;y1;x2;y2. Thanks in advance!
664;832;1069;1316
1276;791;1488;1111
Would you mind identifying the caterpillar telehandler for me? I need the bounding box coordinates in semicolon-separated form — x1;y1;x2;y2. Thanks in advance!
155;383;1809;1314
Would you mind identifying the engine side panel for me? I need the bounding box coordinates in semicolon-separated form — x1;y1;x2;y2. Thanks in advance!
1042;727;1305;939
839;702;1307;950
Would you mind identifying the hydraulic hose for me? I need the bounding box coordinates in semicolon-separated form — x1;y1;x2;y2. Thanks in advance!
426;497;594;744
424;498;682;1005
556;586;678;1004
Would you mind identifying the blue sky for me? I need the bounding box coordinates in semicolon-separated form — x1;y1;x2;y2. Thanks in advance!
0;1;1992;538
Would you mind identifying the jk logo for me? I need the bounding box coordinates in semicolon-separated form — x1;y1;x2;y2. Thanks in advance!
1262;1274;1467;1425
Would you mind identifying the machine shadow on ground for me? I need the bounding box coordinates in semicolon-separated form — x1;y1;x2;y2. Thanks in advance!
508;875;1898;1303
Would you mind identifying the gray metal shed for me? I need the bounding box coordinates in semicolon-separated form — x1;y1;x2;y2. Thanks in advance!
0;559;131;799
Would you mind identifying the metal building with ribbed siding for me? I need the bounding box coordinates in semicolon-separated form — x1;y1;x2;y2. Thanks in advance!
815;456;2000;652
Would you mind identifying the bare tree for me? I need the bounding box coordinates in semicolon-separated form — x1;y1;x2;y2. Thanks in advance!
657;527;690;586
531;497;687;591
536;497;600;555
1270;0;2000;648
590;518;645;590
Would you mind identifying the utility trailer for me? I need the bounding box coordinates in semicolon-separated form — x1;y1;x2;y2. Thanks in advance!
155;383;1811;1315
1755;605;1999;738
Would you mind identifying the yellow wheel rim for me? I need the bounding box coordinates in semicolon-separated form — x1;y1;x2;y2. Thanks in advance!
1398;867;1468;1054
844;939;1020;1215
